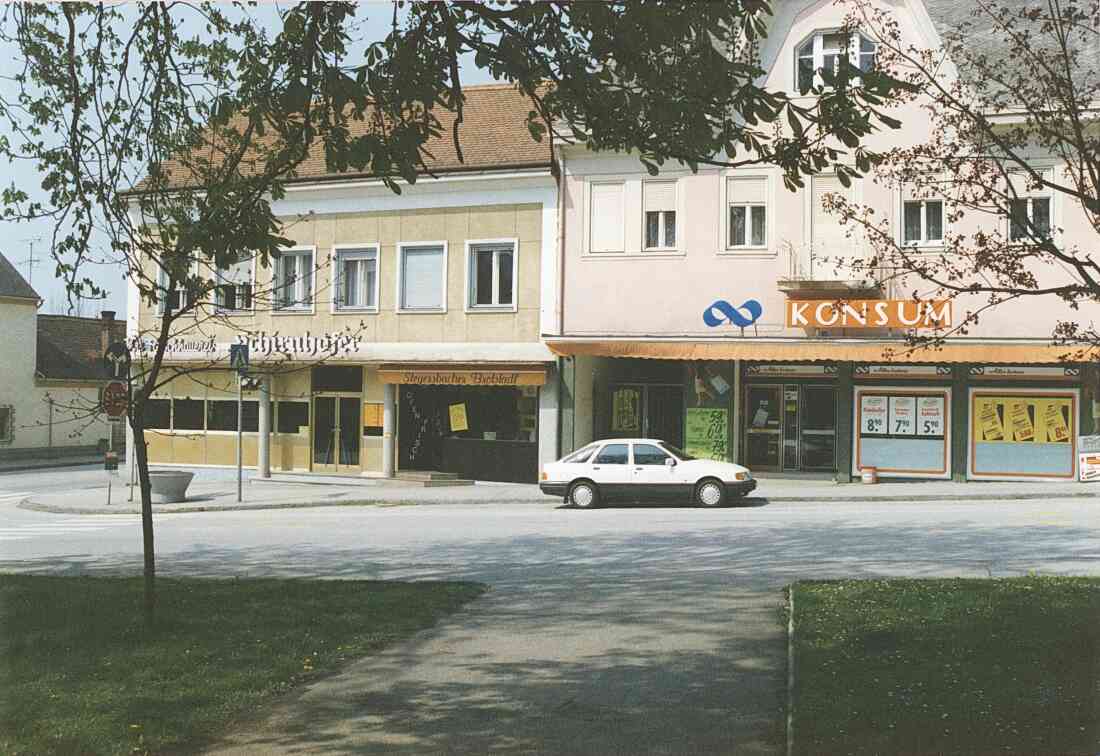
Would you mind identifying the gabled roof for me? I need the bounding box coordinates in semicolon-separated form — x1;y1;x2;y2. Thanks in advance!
0;251;39;301
36;314;126;382
149;83;553;191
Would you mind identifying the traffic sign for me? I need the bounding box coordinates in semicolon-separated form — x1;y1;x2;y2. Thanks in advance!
229;343;249;372
103;341;131;379
102;380;128;419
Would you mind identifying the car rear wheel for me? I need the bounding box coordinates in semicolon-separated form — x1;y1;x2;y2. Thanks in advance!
694;478;726;508
569;480;600;509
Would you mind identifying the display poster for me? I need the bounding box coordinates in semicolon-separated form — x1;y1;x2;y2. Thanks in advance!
973;395;1074;443
448;403;469;433
685;407;729;461
688;362;734;408
860;395;888;435
1080;453;1100;482
916;396;945;436
611;388;640;433
889;396;917;436
363;403;384;428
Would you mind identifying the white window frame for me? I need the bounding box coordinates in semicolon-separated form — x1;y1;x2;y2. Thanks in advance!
331;244;380;314
213;255;255;314
586;179;626;254
642;180;678;252
155;258;198;317
796;30;876;94
464;238;518;312
900;198;946;248
1006;182;1055;244
719;172;775;256
0;404;13;445
273;246;316;314
396;241;448;313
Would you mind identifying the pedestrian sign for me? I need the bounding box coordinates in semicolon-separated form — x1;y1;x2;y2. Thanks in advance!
229;343;249;372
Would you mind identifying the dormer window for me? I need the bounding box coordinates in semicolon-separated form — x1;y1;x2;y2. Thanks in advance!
797;32;876;94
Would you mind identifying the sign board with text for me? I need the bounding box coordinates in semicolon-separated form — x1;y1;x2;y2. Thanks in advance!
787;299;952;329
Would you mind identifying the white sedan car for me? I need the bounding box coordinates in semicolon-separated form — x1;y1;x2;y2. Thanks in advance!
539;438;756;508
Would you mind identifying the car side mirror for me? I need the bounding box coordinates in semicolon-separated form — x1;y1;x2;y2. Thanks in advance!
665;458;677;467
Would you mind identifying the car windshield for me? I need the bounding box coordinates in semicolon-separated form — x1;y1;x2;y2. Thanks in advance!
659;443;696;461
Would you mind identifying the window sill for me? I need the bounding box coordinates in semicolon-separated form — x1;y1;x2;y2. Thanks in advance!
466;305;518;314
333;307;379;315
583;250;686;260
396;308;447;315
214;309;255;316
272;307;315;315
717;248;776;258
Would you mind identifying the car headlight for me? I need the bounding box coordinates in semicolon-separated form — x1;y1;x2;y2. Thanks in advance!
735;472;749;481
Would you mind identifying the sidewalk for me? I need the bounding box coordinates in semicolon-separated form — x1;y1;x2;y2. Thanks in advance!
0;453;110;474
12;471;1098;515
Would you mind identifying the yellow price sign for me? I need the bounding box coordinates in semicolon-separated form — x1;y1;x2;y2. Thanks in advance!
448;403;469;432
977;399;1004;441
1008;401;1034;442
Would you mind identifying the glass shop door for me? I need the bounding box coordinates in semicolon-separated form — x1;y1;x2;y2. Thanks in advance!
312;394;362;473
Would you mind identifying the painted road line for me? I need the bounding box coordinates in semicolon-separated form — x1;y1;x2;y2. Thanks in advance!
0;516;137;542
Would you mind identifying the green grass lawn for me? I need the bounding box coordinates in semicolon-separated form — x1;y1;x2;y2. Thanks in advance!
0;575;486;755
791;577;1100;754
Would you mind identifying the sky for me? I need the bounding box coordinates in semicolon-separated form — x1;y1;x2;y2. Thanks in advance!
0;1;496;317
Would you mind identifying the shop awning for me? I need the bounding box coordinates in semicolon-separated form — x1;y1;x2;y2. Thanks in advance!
378;363;548;386
544;339;1083;364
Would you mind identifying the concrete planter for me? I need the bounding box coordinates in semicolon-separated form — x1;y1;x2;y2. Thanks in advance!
148;470;194;503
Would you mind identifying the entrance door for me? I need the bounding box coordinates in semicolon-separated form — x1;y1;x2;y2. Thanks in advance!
744;385;782;470
800;385;837;470
312;394;361;472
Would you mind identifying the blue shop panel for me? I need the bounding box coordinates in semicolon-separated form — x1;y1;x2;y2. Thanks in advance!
860;437;947;476
973;441;1075;479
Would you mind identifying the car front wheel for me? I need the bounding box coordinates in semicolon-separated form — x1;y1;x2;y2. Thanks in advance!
694;478;726;508
569;480;600;509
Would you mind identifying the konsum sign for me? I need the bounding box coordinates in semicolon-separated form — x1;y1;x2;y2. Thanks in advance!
786;299;952;329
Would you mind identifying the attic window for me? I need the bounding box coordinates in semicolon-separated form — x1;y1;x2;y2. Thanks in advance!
797;32;876;94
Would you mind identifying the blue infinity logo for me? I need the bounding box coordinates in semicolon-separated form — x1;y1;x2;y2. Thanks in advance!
703;298;763;328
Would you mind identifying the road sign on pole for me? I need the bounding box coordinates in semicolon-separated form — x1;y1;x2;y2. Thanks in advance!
102;380;128;419
229;343;249;374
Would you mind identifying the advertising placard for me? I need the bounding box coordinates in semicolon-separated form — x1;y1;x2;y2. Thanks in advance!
448;403;469;432
1080;453;1100;482
859;395;888;435
611;388;640;433
916;396;945;436
684;407;728;462
889;396;916;435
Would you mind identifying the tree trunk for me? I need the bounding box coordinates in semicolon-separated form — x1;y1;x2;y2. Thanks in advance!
130;411;156;630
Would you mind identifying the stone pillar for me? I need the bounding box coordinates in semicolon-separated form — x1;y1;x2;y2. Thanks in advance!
834;362;854;483
382;382;396;478
538;364;560;471
258;376;271;478
558;358;576;456
950;365;969;482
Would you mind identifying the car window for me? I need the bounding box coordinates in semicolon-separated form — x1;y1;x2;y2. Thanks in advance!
593;443;629;465
633;443;670;466
561;444;599;464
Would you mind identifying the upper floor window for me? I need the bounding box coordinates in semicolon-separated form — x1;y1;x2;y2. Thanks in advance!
590;182;625;253
1009;197;1051;242
215;256;253;312
334;246;378;311
156;260;197;316
902;199;944;246
643;181;677;250
468;241;515;309
727;177;768;249
798;32;876;94
275;248;314;311
399;243;446;311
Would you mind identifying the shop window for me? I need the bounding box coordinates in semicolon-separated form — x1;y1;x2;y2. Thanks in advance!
468;243;515;308
277;401;309;434
633;443;670;466
589;181;625;253
797;31;876;94
242;401;259;433
144;398;171;430
311;366;362;393
207;401;238;431
0;405;12;444
970;391;1076;479
594;443;629;465
643;181;677;250
215;256;253;312
855;390;949;477
275;248;314;310
172;399;205;431
399;244;446;311
902;200;944;245
335;247;378;310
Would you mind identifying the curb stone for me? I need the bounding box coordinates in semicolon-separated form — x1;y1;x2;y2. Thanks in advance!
787;583;796;756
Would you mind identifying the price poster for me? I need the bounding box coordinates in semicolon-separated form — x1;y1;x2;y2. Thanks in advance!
1041;400;1071;443
685;408;728;461
1007;400;1034;442
860;395;887;435
977;398;1005;441
448;403;468;432
974;395;1073;444
917;396;945;436
889;396;916;435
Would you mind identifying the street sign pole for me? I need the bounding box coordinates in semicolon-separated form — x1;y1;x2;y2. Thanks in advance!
237;374;243;503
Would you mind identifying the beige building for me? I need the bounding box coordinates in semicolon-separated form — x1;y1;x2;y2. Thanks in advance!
129;85;559;483
0;252;125;462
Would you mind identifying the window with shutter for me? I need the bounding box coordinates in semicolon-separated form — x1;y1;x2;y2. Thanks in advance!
215;256;253;312
811;175;850;250
590;182;625;253
275;249;314;310
643;181;677;250
399;244;446;310
334;247;378;310
727;177;768;249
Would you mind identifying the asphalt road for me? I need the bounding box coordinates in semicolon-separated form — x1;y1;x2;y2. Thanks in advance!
3;467;1100;754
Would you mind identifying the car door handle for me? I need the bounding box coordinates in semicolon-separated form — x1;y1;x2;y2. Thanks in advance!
592;466;601;470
